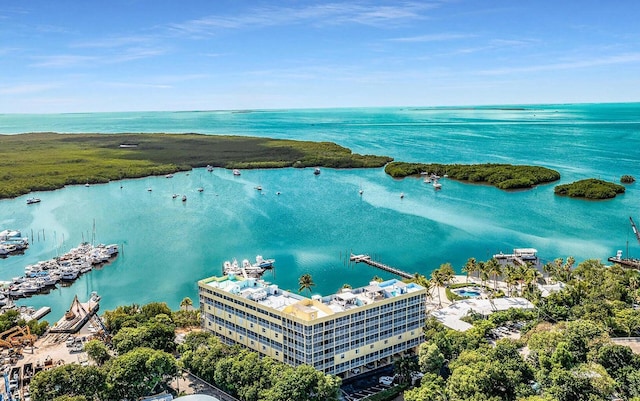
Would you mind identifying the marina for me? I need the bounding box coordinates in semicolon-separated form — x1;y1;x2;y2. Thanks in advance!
222;255;275;278
1;243;118;300
0;230;29;258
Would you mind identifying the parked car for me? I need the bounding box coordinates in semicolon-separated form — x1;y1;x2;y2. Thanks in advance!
351;368;361;375
379;376;394;386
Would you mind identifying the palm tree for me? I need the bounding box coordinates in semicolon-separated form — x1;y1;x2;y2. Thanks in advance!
477;261;488;288
464;257;478;283
486;258;502;291
413;273;434;305
180;297;193;311
438;263;455;286
298;273;315;295
430;269;445;307
503;264;517;296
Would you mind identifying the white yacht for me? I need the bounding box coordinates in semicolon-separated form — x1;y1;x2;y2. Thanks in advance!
233;169;241;176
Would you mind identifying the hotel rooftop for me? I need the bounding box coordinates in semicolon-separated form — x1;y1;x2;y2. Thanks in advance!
200;274;425;320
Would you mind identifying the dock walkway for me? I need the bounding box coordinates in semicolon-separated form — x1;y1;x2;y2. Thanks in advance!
349;254;414;279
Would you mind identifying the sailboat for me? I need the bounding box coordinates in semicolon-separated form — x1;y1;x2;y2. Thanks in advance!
197;174;204;192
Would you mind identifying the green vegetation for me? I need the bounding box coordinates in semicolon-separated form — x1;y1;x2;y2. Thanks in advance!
31;300;339;401
0;132;392;198
384;162;560;189
621;175;636;184
0;309;49;335
406;257;640;401
554;178;625;199
179;331;341;401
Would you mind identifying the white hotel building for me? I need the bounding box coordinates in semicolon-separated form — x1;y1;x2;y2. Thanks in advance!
198;275;427;376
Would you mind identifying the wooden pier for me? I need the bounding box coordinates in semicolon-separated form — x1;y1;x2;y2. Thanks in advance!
608;257;640;269
349;254;414;279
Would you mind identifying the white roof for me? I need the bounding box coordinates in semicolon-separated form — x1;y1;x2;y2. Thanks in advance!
431;297;534;331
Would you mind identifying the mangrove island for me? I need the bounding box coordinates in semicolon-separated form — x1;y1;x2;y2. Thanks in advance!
384;162;561;190
554;178;626;199
0;132;393;199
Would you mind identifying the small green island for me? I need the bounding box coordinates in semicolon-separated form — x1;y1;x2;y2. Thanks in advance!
554;178;626;199
0;132;393;199
621;175;636;184
384;162;560;189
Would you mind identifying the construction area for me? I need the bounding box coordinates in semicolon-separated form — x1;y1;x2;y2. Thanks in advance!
1;294;108;401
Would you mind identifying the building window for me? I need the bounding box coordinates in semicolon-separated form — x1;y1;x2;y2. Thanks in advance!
370;344;374;349
341;354;345;359
355;349;359;354
275;351;279;356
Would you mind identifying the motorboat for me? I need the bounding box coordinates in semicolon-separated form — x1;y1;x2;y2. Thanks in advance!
182;195;187;202
207;165;214;172
255;186;262;191
197;187;204;192
172;194;179;199
165;173;174;178
314;167;321;175
400;192;405;199
253;255;275;269
433;181;442;189
233;169;241;176
26;197;41;204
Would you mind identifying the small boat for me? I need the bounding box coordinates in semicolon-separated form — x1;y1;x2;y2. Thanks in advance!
147;187;152;192
197;187;204;192
182;195;187;202
165;174;174;178
233;169;241;176
433;181;442;189
359;188;363;195
276;191;281;195
26;197;41;204
172;194;179;199
207;165;214;172
400;192;405;199
314;167;321;175
253;255;275;269
90;291;101;303
85;182;90;187
255;186;262;191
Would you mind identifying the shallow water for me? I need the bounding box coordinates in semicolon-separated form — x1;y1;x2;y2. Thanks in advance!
1;104;639;318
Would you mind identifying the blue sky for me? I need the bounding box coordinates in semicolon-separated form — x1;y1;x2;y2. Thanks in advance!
1;0;639;112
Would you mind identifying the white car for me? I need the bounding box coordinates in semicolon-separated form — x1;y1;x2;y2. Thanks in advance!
379;376;394;386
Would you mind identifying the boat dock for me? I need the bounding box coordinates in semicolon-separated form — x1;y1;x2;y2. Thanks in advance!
49;294;100;334
608;256;640;269
349;254;414;279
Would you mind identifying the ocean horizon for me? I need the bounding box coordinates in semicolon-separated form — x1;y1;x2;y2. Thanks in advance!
1;103;639;319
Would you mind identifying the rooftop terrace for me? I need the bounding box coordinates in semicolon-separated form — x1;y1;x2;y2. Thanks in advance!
200;275;426;320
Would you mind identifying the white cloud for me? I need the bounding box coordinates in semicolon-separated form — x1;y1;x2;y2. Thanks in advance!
479;52;640;75
390;33;474;42
0;83;58;95
168;2;439;36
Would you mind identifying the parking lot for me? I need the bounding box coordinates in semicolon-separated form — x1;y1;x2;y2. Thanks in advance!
340;366;397;401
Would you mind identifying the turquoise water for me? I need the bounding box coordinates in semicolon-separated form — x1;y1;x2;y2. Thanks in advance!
1;104;639;319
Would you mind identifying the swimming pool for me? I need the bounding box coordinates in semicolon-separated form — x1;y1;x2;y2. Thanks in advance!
453;288;482;298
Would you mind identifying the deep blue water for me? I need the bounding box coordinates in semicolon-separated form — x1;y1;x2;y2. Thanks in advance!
1;104;639;319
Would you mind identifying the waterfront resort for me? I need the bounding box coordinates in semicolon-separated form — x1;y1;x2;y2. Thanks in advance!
198;275;427;377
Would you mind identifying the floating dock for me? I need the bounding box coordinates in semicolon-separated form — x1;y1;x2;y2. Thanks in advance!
349;254;414;279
